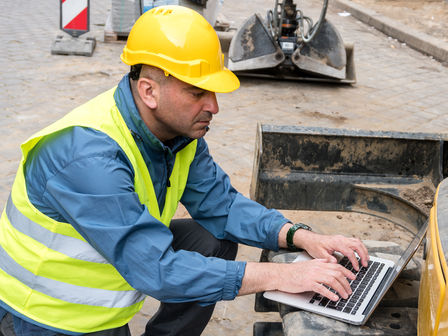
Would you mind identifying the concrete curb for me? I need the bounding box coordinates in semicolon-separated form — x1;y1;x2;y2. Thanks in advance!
332;0;448;64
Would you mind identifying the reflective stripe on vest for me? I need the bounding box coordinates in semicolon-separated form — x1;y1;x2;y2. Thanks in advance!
0;242;144;308
5;195;107;263
0;87;197;333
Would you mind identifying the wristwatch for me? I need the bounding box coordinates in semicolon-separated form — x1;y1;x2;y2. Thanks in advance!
286;223;312;251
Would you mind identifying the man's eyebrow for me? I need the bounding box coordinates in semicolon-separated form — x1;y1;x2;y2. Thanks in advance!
184;86;206;92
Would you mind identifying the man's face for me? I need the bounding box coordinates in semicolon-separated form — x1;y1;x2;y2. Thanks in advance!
152;76;219;141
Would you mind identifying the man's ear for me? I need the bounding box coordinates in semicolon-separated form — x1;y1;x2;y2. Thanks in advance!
137;77;158;109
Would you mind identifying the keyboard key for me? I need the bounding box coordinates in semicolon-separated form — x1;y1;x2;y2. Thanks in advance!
319;298;329;306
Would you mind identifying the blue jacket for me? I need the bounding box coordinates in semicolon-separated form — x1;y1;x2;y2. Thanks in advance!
0;74;288;334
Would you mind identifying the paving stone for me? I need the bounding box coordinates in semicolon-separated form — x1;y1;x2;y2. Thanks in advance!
1;0;447;335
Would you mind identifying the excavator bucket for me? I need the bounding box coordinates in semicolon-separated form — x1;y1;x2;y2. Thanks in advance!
227;13;356;83
227;14;285;72
291;19;347;80
251;124;448;335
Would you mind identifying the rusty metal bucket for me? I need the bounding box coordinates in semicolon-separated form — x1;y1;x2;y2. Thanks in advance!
227;13;356;83
251;124;448;335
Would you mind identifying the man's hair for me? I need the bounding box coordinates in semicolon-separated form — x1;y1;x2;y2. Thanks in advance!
129;64;143;80
129;64;169;85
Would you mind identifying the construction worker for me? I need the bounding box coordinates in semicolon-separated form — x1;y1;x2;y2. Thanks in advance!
0;5;369;336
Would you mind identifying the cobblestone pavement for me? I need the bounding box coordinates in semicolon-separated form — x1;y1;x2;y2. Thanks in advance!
1;0;448;335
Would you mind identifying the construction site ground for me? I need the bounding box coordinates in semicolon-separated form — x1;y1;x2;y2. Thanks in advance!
348;0;448;44
1;0;448;335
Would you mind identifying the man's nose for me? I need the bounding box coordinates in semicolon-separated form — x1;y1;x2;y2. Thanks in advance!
204;92;219;114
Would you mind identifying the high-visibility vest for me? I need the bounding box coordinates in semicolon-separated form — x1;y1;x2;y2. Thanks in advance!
0;87;197;333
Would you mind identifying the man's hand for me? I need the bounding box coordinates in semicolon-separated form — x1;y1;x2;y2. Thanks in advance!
277;258;356;301
278;223;369;271
296;230;369;271
239;258;356;301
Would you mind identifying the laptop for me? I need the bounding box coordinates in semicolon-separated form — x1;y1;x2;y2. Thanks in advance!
263;220;428;325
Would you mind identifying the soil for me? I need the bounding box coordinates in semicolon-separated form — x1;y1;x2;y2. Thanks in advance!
400;184;435;215
347;0;448;44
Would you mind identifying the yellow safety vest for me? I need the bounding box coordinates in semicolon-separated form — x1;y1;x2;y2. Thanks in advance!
0;87;197;333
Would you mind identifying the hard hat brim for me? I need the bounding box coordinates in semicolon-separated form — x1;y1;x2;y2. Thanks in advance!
178;67;240;93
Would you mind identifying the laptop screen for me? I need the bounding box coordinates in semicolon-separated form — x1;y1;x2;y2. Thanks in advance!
390;220;427;279
364;220;428;318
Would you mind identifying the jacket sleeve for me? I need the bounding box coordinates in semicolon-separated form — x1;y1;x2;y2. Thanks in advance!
24;127;245;304
181;138;289;252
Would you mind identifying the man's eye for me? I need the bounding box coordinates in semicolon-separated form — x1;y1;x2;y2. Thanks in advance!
191;91;205;98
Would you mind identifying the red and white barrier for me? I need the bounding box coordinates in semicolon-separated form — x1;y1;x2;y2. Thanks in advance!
60;0;89;37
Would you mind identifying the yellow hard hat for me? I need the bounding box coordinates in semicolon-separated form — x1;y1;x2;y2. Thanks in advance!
121;5;240;93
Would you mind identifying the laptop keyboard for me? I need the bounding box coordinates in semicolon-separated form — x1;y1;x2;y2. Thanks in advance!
309;257;384;315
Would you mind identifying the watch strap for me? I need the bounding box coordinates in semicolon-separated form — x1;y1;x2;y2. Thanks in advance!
286;223;312;251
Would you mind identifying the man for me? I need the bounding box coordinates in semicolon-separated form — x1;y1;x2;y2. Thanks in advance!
0;5;368;336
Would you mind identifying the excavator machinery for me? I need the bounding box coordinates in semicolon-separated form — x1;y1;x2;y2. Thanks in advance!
250;124;448;335
227;0;355;83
